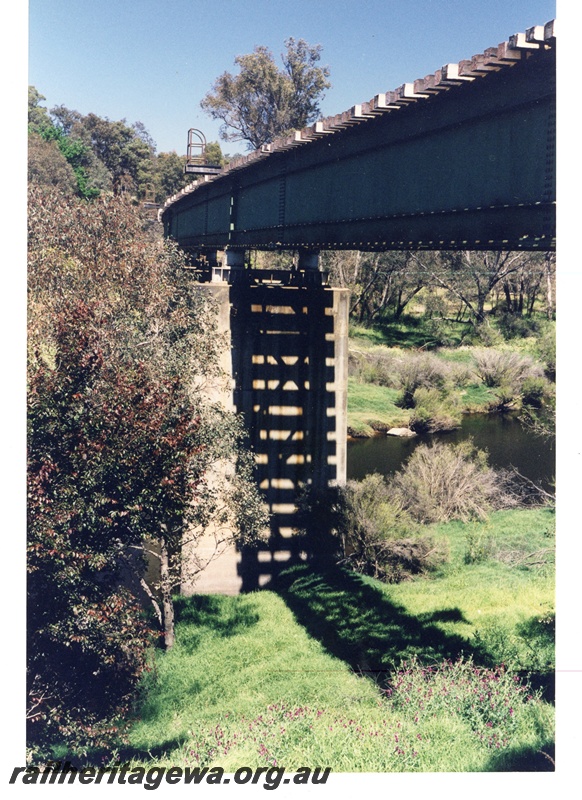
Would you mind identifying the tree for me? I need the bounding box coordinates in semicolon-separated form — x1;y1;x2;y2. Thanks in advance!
28;86;52;132
77;112;155;193
28;132;78;194
153;151;189;201
28;89;161;199
201;38;331;150
414;251;531;326
324;250;425;323
27;186;267;757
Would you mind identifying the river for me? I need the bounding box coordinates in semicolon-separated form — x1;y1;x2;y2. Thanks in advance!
346;412;555;492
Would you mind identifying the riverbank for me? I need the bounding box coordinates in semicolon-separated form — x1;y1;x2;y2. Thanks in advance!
347;376;497;438
346;322;555;438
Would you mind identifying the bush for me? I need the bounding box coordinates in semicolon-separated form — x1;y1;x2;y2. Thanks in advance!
536;329;556;380
348;349;400;387
395;352;451;408
473;610;555;675
488;384;519;412
473;349;542;389
471;323;504;347
409;387;462;433
521;375;551;408
496;312;542;340
336;474;448;582
391;441;508;524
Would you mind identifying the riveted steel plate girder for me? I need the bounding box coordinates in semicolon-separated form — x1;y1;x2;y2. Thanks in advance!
163;43;555;252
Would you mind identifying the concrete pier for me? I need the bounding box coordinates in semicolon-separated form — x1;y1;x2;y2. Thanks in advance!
183;267;349;594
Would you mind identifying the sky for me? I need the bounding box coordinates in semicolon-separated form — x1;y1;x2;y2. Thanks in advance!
28;0;557;155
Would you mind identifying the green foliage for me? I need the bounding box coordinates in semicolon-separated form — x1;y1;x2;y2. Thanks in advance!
27;302;190;756
536;327;556;380
496;312;542;339
28;87;162;199
201;38;331;150
408;387;462;433
334;474;448;582
392;441;507;524
521;375;550;408
27;186;267;758
471;322;505;347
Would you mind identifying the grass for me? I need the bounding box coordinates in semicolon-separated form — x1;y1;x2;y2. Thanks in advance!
126;507;555;772
350;317;470;349
347;378;409;436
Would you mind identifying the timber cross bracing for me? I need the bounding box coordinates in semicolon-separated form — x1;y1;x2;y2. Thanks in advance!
162;20;556;254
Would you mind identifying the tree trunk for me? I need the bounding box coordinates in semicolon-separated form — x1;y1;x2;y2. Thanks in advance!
159;535;175;650
503;282;513;313
545;255;554;320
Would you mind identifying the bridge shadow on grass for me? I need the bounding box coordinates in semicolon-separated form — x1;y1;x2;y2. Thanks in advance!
272;564;480;678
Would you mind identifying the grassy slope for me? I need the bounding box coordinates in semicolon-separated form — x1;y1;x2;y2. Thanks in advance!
128;508;554;772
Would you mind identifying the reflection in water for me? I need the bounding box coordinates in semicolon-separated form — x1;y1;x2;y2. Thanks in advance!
347;413;555;492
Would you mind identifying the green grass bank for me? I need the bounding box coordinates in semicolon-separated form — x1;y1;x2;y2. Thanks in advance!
127;507;554;772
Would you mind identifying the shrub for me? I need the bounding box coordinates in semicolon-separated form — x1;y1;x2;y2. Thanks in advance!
409;387;462;433
336;474;448;582
471;323;504;347
536;329;556;380
521;375;551;408
496;312;542;340
473;610;555;676
395;352;451;408
349;350;400;387
473;349;542;389
391;441;507;524
488;384;518;412
448;361;473;388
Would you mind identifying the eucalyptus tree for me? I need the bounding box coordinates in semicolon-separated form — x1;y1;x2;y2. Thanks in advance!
201;38;331;150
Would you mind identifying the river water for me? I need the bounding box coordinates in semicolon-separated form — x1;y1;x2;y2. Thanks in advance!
346;412;555;492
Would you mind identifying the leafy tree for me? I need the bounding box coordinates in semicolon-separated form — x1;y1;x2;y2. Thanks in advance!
28;86;52;132
28;132;78;194
29;89;160;199
77;112;155;193
201;38;331;150
153;151;189;200
27;303;189;756
204;140;225;167
27;186;267;756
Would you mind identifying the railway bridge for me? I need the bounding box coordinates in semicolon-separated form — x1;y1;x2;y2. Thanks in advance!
165;21;556;593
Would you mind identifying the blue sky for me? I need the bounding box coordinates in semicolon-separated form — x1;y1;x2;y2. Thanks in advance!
28;0;556;155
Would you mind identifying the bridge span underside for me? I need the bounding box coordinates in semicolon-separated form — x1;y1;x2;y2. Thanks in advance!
163;40;555;254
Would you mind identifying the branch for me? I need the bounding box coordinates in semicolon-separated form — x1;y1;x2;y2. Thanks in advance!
139;577;163;628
